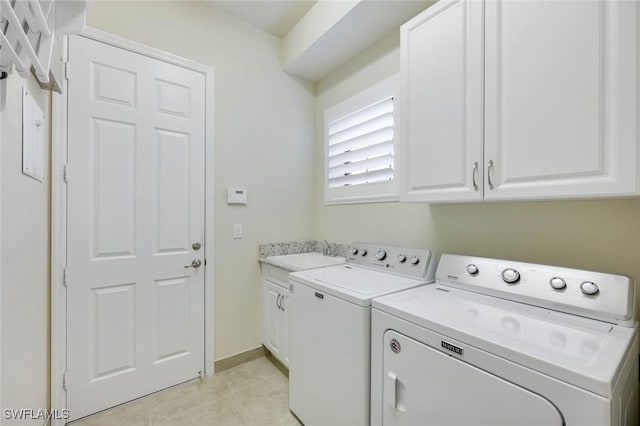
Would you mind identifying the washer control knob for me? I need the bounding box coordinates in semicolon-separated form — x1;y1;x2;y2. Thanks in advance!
502;268;520;284
580;281;599;295
550;277;566;290
376;250;387;261
409;256;420;265
350;248;358;255
361;249;367;256
466;264;479;275
397;254;407;263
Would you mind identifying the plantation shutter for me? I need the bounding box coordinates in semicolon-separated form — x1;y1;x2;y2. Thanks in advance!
327;96;395;189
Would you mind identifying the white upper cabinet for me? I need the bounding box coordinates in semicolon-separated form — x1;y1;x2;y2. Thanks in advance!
484;0;638;200
400;0;638;203
399;0;484;202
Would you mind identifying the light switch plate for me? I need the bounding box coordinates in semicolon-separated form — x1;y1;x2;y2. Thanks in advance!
233;224;242;239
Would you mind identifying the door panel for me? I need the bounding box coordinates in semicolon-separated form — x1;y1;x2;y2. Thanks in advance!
67;35;206;420
91;118;136;259
156;78;192;117
400;0;484;202
92;62;137;107
383;330;563;426
91;283;136;381
154;277;192;363
484;0;638;199
154;129;191;254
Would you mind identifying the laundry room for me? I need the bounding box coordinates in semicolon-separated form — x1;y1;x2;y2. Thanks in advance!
0;0;638;425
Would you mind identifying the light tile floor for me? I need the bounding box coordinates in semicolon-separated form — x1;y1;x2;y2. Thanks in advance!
70;357;301;426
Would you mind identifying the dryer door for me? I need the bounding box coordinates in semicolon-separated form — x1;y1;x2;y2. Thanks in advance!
383;330;564;426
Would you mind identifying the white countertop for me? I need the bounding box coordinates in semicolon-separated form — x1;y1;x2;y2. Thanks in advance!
261;252;345;272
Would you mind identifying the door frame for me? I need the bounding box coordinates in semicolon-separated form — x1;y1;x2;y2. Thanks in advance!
51;27;215;425
0;74;3;426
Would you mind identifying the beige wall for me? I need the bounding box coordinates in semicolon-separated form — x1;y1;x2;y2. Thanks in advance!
315;31;640;301
1;74;51;424
87;1;316;360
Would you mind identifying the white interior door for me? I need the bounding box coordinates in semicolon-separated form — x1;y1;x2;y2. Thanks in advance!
383;330;563;426
66;35;206;420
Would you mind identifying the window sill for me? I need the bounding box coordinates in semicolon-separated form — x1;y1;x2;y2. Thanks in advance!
324;194;400;206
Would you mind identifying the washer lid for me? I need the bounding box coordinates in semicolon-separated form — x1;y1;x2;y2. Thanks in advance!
373;285;637;397
290;264;428;307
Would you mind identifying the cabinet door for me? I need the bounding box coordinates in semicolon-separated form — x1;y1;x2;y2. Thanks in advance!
484;0;638;200
281;291;290;367
263;281;284;359
399;0;484;202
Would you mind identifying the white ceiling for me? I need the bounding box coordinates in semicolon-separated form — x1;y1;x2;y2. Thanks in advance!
209;0;318;38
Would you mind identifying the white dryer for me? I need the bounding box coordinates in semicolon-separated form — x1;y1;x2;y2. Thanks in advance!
371;254;639;426
289;243;436;426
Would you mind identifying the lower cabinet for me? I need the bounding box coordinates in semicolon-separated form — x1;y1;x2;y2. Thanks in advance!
262;277;290;367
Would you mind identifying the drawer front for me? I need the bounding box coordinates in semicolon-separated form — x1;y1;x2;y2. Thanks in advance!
262;264;290;288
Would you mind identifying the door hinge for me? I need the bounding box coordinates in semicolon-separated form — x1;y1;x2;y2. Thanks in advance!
63;164;69;183
63;268;68;287
63;372;68;391
64;62;70;80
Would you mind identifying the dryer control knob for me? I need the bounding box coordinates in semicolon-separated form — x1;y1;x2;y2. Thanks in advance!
580;281;599;295
502;268;520;284
409;256;420;265
350;248;358;255
376;250;387;261
466;264;479;275
361;249;367;256
397;254;407;263
550;277;566;290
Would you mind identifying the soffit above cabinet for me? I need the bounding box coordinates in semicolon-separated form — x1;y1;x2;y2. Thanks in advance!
282;0;435;81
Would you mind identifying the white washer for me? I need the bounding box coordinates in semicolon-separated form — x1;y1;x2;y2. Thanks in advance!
289;242;436;426
371;254;639;426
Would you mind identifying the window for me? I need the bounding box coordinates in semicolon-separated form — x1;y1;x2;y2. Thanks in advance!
324;75;398;204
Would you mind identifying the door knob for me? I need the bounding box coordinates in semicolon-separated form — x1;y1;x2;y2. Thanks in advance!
185;259;202;269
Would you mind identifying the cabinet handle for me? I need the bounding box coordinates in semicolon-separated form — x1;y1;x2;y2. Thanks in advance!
472;162;478;191
276;294;282;310
487;160;495;190
279;294;285;311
